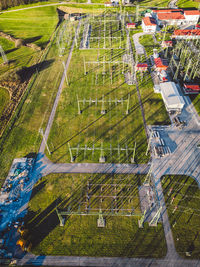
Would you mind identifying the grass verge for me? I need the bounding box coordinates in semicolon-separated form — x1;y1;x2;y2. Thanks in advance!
162;175;200;259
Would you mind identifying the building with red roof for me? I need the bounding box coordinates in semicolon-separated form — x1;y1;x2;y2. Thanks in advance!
151;8;200;27
184;10;200;24
126;23;136;29
142;17;157;32
183;84;200;94
157;12;185;26
161;40;173;47
195;24;200;29
153;57;168;71
172;29;200;39
135;63;148;71
152;9;183;13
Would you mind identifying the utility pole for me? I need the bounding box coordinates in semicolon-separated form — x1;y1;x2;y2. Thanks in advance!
62;61;69;85
131;141;136;163
0;45;8;64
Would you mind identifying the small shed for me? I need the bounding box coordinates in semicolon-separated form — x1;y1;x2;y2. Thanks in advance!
161;40;173;47
183;83;200;94
126;23;136;29
135;63;148;71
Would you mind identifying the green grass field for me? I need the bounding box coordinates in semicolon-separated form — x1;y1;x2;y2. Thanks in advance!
177;0;199;8
0;87;10;116
139;35;160;56
190;94;200;116
46;16;149;164
137;73;170;125
0;19;76;185
0;6;58;49
25;173;167;257
162;175;200;259
0;37;37;75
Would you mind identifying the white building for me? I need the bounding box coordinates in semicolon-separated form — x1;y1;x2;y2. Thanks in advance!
156;12;186;26
184;10;200;24
142;17;157;33
160;82;185;112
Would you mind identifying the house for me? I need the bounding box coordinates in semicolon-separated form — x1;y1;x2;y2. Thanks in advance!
184;10;200;24
104;2;112;7
161;40;173;47
172;29;200;39
151;9;200;28
142;17;157;33
156;12;185;26
135;63;148;71
153;57;168;72
160;82;185;112
126;23;136;29
183;83;200;94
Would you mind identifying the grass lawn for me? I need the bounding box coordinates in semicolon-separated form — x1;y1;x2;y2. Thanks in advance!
137;73;170;125
139;35;160;56
0;19;75;185
25;173;167;257
46;16;149;164
0;87;10;117
0;6;58;49
0;37;37;76
162;175;200;259
177;0;199;8
190;94;200;116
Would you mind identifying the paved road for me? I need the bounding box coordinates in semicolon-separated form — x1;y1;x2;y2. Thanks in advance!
16;253;200;266
132;32;152;55
0;1;104;13
34;152;150;176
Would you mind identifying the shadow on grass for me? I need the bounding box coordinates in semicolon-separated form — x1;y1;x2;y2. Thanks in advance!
17;59;54;82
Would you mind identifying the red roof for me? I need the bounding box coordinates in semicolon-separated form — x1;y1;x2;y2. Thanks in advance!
184;10;200;16
137;63;148;68
184;84;200;91
143;17;157;26
196;24;200;28
173;29;200;36
157;12;185;20
164;40;173;43
152;9;183;13
127;23;136;26
154;57;168;70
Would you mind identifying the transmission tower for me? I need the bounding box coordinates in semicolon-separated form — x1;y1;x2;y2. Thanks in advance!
0;45;8;64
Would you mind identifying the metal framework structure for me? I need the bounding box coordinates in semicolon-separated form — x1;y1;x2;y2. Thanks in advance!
67;142;137;163
0;45;8;64
76;94;131;115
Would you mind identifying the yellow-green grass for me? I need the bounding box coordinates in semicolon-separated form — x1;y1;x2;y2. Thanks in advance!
26;173;167;257
0;37;37;75
137;73;170;125
0;6;58;49
162;175;200;259
177;0;199;8
0;21;74;185
190;94;200;116
47;47;149;164
0;87;10;116
139;34;160;56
